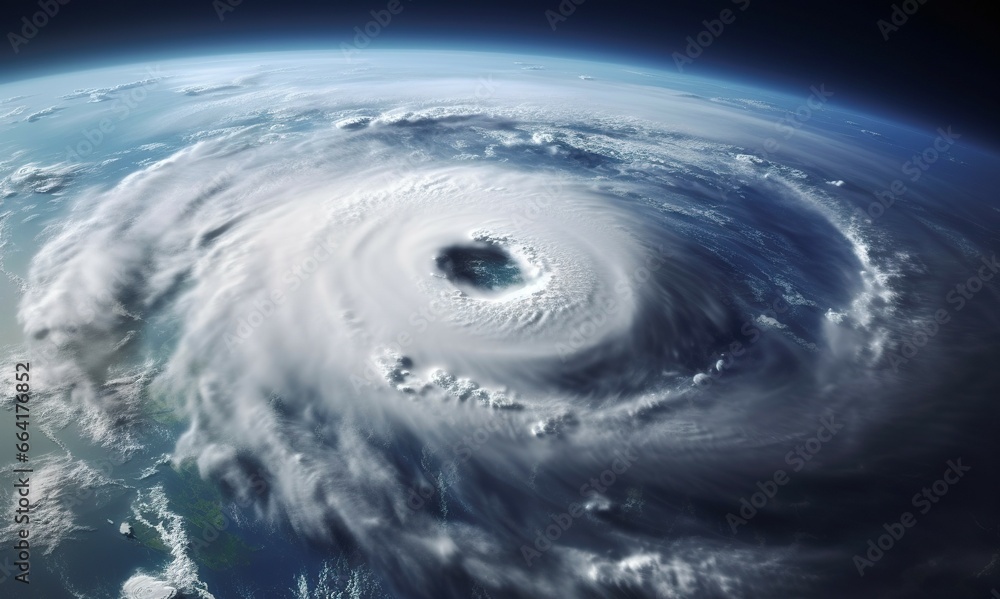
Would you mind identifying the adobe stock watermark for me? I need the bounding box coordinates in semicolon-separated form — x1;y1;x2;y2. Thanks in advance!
877;0;929;41
65;66;164;161
504;179;562;229
189;469;268;552
349;288;456;392
856;126;960;223
224;233;341;352
887;252;997;372
0;456;124;585
519;443;639;566
544;0;585;31
474;74;497;100
672;0;751;73
58;457;126;510
726;413;844;534
853;458;970;576
758;84;834;159
691;294;790;392
213;0;243;22
7;0;70;55
378;148;434;188
406;418;512;511
340;0;412;62
554;244;673;362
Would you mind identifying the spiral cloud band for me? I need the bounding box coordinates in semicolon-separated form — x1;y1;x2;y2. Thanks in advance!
9;51;994;598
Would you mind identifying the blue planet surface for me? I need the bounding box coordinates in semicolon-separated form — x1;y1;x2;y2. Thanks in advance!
0;49;998;598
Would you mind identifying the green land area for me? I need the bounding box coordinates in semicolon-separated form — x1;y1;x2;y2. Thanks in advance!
131;460;259;570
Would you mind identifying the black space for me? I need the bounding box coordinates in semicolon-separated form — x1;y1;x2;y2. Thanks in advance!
0;0;997;146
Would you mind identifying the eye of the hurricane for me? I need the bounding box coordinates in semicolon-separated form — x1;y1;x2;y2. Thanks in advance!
435;243;525;293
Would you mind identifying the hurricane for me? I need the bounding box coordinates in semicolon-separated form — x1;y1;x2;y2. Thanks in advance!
2;50;998;599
